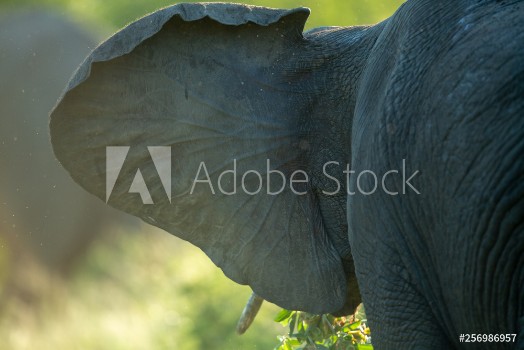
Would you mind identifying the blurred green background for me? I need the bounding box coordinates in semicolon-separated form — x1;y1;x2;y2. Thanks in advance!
1;0;404;31
0;1;403;349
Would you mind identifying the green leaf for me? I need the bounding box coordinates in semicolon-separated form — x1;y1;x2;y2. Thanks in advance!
287;339;302;346
275;309;294;323
298;318;305;332
320;315;335;337
354;304;367;321
289;312;297;335
307;326;323;342
283;338;297;350
355;344;374;350
348;320;362;331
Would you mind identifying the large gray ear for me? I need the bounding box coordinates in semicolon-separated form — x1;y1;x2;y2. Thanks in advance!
50;3;346;313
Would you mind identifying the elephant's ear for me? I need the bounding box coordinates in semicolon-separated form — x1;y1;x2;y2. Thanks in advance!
50;3;346;313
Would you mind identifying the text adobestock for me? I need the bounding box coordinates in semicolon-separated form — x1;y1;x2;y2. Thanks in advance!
105;147;421;204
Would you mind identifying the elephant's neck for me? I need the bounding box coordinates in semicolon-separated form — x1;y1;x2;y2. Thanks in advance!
306;20;388;165
300;21;388;260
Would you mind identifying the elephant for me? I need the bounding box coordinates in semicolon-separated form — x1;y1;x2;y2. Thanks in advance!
49;2;523;349
0;10;127;274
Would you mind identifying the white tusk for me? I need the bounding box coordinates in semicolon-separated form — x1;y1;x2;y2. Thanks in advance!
236;292;264;334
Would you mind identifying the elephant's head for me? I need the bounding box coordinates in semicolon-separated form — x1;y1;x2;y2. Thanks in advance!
50;3;382;314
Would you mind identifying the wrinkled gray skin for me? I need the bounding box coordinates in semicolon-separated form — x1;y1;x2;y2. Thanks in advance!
0;11;120;271
50;1;523;348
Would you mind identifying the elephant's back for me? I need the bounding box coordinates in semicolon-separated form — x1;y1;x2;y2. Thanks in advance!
349;0;524;344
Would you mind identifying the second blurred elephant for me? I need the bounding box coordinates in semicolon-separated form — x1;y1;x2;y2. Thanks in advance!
0;10;127;271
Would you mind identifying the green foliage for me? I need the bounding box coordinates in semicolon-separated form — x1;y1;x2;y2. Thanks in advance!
274;305;373;350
